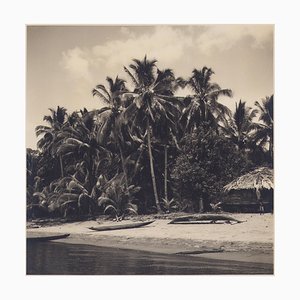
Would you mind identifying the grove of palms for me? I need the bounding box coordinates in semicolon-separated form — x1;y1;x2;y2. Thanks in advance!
27;56;273;220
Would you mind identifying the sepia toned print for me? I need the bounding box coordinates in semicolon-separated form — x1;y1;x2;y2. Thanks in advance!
26;25;273;275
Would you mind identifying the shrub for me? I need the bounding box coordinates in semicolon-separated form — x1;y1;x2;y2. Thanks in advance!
171;127;252;212
98;173;141;220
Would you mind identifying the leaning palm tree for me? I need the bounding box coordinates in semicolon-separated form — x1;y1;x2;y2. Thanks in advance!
180;67;233;133
92;76;129;186
122;56;179;213
252;95;273;160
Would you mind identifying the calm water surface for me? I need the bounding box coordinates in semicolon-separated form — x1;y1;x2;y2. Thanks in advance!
27;241;273;275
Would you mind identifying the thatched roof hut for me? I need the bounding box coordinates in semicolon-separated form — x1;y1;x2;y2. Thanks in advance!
222;167;274;213
224;167;274;192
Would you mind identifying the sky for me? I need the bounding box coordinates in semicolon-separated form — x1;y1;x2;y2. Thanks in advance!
26;25;274;149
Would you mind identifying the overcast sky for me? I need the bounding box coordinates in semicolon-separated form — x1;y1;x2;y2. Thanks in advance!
26;25;273;149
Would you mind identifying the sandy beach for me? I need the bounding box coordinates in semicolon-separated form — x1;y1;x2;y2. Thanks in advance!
27;213;274;265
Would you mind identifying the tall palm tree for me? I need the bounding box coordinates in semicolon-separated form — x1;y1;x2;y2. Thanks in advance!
180;67;233;133
122;56;179;212
252;95;273;160
35;106;68;178
92;76;129;186
178;67;232;212
223;100;257;150
152;105;181;206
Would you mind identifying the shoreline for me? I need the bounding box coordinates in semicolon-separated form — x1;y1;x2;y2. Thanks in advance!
52;233;273;264
27;213;274;265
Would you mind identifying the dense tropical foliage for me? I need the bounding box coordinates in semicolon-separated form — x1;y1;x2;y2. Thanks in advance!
26;56;273;219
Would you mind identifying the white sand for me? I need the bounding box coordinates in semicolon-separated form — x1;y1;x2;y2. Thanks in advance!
27;213;273;263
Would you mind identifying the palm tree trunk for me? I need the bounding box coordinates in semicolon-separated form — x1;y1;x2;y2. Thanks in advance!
147;120;162;213
119;146;129;188
199;198;204;213
164;145;168;202
90;154;95;192
113;129;129;188
133;146;144;178
269;134;273;162
59;155;64;178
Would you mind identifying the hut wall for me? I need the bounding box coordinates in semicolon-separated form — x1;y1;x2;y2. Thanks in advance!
261;189;274;212
222;189;273;213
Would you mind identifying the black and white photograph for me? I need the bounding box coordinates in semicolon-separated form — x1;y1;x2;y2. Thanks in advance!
3;0;300;298
26;24;274;275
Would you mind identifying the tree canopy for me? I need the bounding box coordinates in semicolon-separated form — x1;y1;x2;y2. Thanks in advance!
27;56;273;219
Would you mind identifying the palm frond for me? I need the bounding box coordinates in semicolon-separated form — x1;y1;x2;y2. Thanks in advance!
93;84;111;99
58;193;79;202
175;77;187;89
126;206;138;215
98;196;115;206
43;115;53;125
92;89;110;105
96;112;114;145
35;125;51;136
208;88;233;100
103;205;117;215
124;66;139;87
67;180;88;194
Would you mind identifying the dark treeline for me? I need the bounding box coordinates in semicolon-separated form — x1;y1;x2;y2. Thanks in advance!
26;56;273;220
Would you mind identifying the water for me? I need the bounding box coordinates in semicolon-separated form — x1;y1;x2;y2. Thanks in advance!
27;241;273;275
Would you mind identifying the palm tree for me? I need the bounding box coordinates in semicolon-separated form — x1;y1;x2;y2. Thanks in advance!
35;106;68;178
57;109;113;188
223;100;257;150
122;56;179;213
92;76;129;186
180;67;233;133
179;67;232;212
98;173;141;221
26;148;40;206
252;95;273;161
152;108;181;207
56;110;116;217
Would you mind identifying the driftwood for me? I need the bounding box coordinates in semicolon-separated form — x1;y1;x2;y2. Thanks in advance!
168;214;245;225
175;248;224;255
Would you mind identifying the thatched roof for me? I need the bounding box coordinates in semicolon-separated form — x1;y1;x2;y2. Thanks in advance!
223;167;274;192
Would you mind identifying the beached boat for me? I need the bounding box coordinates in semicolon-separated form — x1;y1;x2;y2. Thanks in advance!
168;214;244;224
89;220;155;231
27;233;70;242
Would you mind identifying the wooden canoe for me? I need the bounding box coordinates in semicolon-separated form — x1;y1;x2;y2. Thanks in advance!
27;233;70;242
89;220;154;231
168;214;244;224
